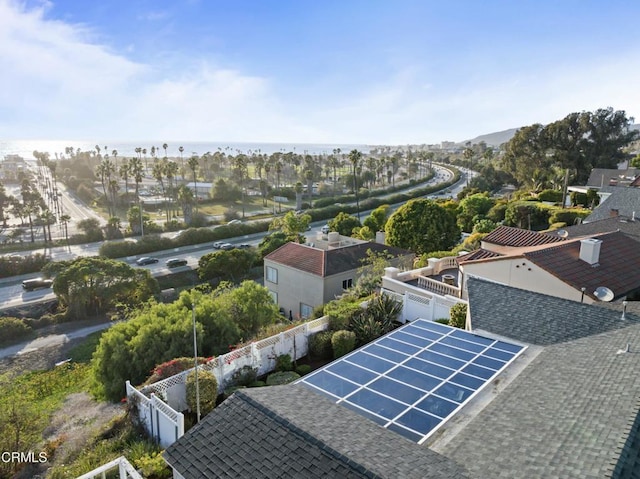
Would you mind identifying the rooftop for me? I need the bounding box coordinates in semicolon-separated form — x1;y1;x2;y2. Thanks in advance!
265;241;413;277
481;225;565;249
584;187;640;222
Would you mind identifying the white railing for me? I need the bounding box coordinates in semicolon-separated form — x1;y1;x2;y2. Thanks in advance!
417;275;461;297
432;256;459;274
127;316;330;447
76;456;142;479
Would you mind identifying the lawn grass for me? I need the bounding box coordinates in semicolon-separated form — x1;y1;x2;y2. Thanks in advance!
0;363;92;477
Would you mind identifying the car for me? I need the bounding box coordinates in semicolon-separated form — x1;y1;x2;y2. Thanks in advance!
227;219;242;225
136;256;159;266
22;278;53;291
213;241;224;249
166;258;188;268
220;243;235;250
321;225;330;234
237;244;251;249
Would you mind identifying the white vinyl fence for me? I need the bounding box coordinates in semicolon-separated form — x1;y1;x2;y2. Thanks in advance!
75;456;143;479
126;316;330;447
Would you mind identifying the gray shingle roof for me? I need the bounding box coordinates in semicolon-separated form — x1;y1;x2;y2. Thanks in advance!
585;187;640;222
445;277;640;479
543;215;640;243
467;276;637;345
164;384;469;479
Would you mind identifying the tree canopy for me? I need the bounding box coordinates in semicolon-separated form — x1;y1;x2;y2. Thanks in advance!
43;257;158;319
268;211;311;238
198;249;257;282
92;281;280;401
501;108;638;187
328;212;361;236
385;199;460;255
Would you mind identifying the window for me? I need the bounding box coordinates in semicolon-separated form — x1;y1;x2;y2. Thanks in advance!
342;278;353;290
268;290;278;303
300;303;313;319
266;266;278;284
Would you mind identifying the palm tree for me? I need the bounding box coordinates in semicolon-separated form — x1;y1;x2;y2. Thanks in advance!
304;169;314;207
162;143;168;160
60;213;71;245
179;146;185;174
177;184;195;225
112;150;118;170
119;159;130;200
164;160;179;221
187;155;199;215
40;209;56;243
349;149;362;220
152;160;167;220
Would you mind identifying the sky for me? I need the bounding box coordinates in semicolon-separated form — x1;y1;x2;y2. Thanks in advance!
1;0;639;145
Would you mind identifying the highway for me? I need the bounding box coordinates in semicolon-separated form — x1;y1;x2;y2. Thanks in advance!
0;164;472;309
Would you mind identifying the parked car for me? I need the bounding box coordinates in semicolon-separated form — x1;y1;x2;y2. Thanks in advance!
220;243;235;250
136;256;159;266
166;258;188;268
227;219;242;225
321;224;330;234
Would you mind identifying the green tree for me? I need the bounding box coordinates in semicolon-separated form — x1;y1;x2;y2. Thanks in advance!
258;231;300;258
269;211;310;238
385;199;460;254
329;212;361;236
77;218;104;242
457;193;495;232
44;257;159;319
362;204;390;234
198;249;257;283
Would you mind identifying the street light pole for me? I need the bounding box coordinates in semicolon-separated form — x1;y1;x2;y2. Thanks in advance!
192;302;201;423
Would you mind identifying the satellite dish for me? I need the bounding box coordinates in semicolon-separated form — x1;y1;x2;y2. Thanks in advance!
593;286;614;302
556;229;569;238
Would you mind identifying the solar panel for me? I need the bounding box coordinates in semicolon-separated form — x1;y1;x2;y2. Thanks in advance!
298;318;525;444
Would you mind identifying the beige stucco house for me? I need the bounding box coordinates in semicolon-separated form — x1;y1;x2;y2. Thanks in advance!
264;232;413;319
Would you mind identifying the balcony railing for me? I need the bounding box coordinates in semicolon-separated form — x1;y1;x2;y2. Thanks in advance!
417;275;461;297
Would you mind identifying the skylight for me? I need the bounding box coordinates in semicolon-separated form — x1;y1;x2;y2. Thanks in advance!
298;319;525;444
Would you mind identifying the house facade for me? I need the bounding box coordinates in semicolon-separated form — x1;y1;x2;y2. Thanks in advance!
264;232;413;319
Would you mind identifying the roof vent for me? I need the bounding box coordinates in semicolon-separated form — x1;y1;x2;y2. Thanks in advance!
579;238;602;266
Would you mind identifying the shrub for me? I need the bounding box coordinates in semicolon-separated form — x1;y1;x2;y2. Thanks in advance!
331;330;356;359
266;371;300;386
548;208;590;226
186;369;218;416
448;303;467;329
295;364;312;376
145;357;207;385
324;298;363;331
0;317;32;346
275;353;293;372
229;365;258;387
308;331;333;360
537;189;563;203
133;452;171;479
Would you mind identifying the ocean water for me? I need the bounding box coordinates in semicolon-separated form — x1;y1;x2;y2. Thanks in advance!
0;140;370;160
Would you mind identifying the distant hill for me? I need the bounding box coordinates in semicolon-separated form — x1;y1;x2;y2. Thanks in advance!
461;124;640;148
461;128;518;147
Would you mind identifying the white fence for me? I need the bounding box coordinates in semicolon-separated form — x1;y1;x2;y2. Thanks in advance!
76;456;143;479
126;316;330;447
382;288;463;323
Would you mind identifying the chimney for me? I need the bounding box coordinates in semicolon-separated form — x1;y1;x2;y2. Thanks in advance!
579;238;602;266
610;208;619;217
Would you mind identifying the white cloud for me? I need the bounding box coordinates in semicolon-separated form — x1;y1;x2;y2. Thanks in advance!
0;0;637;145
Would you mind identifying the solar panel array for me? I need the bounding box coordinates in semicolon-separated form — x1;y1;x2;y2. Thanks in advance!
298;318;525;444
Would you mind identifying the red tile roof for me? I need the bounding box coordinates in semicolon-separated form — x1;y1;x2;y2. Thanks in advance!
456;249;503;263
264;242;413;277
524;231;640;300
483;225;566;247
265;242;325;276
